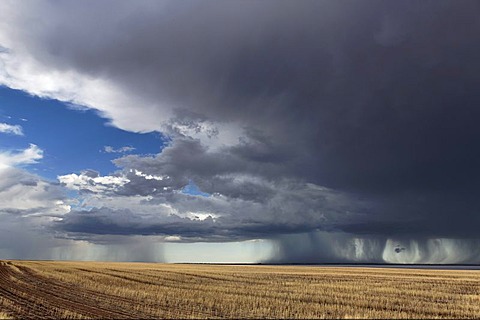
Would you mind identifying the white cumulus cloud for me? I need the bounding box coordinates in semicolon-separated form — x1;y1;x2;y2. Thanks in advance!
0;144;43;169
104;146;135;153
0;166;69;214
0;122;23;135
58;171;130;194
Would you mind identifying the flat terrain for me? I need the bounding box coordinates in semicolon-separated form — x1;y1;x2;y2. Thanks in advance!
0;261;479;319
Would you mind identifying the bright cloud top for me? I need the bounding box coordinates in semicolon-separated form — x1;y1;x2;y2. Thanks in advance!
0;144;43;169
104;146;136;153
0;122;23;135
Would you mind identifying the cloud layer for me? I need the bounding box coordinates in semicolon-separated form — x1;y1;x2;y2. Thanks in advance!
1;0;480;262
0;144;43;169
0;122;23;135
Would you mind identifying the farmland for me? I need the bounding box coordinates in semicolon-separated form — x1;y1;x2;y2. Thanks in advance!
0;260;479;319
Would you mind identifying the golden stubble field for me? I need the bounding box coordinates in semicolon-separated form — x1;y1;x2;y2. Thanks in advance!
0;260;479;319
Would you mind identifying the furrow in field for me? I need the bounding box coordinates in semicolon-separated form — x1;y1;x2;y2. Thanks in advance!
0;262;146;319
3;261;480;319
53;266;471;318
31;265;224;319
70;266;480;317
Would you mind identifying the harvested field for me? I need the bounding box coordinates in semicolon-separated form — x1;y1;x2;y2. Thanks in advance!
0;260;479;319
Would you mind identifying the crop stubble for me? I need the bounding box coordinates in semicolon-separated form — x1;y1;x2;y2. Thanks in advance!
0;260;479;319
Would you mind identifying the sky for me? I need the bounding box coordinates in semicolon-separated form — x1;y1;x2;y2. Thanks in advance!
0;0;480;264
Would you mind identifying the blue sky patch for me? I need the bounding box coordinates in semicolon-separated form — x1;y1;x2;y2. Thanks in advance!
182;180;211;197
0;86;167;180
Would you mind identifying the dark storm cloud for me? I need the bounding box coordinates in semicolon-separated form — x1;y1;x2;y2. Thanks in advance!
32;1;479;187
3;0;480;246
58;208;241;241
113;137;291;193
57;207;327;242
57;165;364;241
269;232;480;264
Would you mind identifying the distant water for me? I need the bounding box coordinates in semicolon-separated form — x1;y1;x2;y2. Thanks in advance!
195;263;480;270
306;264;480;270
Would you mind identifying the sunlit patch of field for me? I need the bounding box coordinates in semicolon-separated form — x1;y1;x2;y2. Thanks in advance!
0;260;479;319
0;312;11;319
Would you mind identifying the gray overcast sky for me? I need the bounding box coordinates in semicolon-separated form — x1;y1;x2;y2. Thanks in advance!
0;0;480;263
